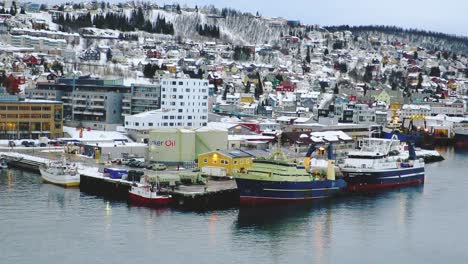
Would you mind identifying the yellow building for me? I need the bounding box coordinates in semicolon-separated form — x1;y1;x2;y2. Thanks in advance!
198;149;253;175
374;90;391;105
240;93;255;104
0;99;63;139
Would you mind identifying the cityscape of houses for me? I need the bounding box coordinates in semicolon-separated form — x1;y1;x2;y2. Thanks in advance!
0;1;467;167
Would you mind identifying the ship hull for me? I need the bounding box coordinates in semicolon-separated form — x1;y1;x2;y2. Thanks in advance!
454;133;468;148
40;168;80;188
342;167;424;191
235;178;347;206
128;191;172;207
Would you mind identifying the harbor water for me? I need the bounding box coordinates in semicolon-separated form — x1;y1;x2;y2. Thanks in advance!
1;147;467;264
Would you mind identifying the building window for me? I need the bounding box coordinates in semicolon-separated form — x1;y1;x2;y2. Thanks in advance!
170;116;175;119
203;158;208;163
188;116;192;119
179;82;183;85
186;88;190;92
149;123;153;126
178;109;183;113
178;95;183;99
135;122;139;126
234;160;238;165
172;81;176;85
172;88;177;92
177;116;182;119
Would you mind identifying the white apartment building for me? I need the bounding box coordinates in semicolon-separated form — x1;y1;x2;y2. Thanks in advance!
399;104;431;118
125;78;209;131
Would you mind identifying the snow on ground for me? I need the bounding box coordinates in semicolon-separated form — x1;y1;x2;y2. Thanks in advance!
0;152;50;163
27;12;59;30
63;126;132;142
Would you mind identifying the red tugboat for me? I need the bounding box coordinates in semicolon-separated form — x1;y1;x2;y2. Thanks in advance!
128;178;172;207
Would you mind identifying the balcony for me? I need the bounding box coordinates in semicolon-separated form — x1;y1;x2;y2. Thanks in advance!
89;105;105;109
91;98;105;102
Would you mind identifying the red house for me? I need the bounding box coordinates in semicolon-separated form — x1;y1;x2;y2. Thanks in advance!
5;74;25;94
275;81;295;92
23;55;39;66
146;50;161;59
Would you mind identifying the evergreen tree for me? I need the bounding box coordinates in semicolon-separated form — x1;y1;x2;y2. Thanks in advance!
324;49;329;56
452;53;457;61
305;46;311;63
413;51;418;60
429;67;441;77
339;63;348;73
106;48;113;62
143;63;155;78
222;85;228;100
417;73;423;89
213;82;218;94
255;72;263;99
363;65;373;82
333;84;339;94
245;81;251;93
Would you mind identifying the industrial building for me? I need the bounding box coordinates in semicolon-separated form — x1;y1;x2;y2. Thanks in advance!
147;127;227;165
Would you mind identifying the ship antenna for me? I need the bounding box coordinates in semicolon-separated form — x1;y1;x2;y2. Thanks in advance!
270;130;287;161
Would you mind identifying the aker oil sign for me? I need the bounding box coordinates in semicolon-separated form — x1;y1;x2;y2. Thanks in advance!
151;139;176;147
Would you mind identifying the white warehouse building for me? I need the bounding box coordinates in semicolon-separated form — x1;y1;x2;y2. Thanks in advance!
125;78;209;132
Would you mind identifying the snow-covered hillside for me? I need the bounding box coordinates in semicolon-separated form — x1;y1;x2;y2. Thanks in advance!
126;8;290;45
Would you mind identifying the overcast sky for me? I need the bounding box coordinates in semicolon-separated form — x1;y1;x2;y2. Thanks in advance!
176;0;468;36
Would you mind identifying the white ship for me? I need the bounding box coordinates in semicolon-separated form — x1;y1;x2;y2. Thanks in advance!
40;158;80;187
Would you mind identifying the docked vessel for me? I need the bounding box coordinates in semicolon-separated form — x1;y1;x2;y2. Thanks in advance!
0;159;8;170
340;136;425;191
453;123;468;148
39;158;80;187
234;145;347;206
128;178;172;207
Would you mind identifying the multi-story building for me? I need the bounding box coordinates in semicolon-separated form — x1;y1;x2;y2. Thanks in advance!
125;78;209;131
0;96;63;139
128;84;161;115
27;77;163;130
9;35;67;50
352;104;376;124
28;76;129;130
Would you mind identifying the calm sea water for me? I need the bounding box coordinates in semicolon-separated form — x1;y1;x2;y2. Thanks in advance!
1;148;468;264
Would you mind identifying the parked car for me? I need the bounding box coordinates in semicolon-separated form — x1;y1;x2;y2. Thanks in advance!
148;163;167;171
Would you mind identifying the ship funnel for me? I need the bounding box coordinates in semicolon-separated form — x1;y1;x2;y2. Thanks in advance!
407;141;417;160
326;160;335;181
